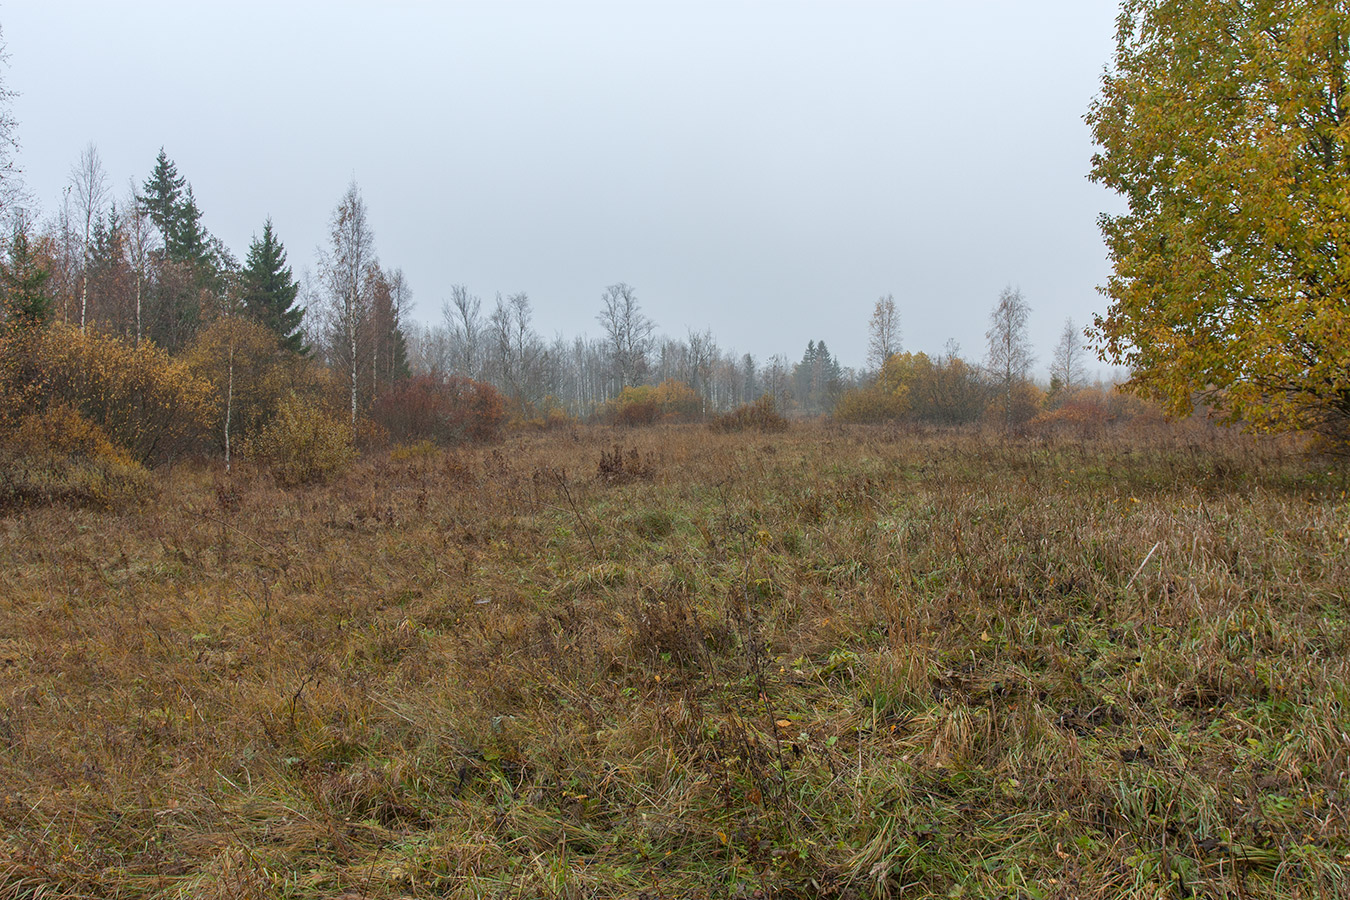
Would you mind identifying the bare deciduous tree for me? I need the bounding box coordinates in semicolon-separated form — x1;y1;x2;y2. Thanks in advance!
70;142;109;331
1049;317;1086;396
985;285;1035;429
867;293;901;372
123;182;158;345
319;180;376;425
444;284;482;378
597;282;655;390
487;291;544;415
686;327;717;414
0;28;23;219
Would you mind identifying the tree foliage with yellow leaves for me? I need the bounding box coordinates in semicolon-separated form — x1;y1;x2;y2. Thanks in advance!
1089;0;1350;451
1;323;214;465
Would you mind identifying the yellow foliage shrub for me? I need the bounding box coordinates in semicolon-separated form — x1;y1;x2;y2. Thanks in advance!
250;397;356;487
1;323;214;465
0;405;149;511
602;380;702;426
8;403;130;464
833;386;906;424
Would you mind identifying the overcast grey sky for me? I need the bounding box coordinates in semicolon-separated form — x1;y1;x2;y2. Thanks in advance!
4;0;1124;374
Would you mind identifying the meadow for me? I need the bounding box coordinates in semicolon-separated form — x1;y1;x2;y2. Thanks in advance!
0;422;1346;899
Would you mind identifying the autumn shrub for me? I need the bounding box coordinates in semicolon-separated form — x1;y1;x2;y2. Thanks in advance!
1107;386;1167;426
982;380;1046;428
651;379;702;420
603;380;701;426
185;316;318;459
0;447;150;512
369;373;507;445
249;396;356;487
1;322;214;465
709;395;789;433
834;352;990;425
520;396;576;431
1033;387;1112;428
0;405;149;510
1032;385;1167;431
832;386;905;424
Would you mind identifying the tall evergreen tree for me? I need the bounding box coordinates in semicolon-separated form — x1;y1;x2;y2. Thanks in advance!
240;218;305;353
138;150;221;350
140;149;186;244
793;340;843;415
172;186;210;269
0;217;53;332
139;152;212;270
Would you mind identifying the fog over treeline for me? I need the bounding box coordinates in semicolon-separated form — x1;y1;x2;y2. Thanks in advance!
14;138;1118;427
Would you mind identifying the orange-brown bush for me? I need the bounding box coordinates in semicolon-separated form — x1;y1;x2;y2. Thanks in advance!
1033;384;1169;430
1;322;214;464
835;352;990;425
1034;386;1113;427
708;394;789;432
0;403;150;510
602;380;702;426
248;395;356;486
185;316;327;458
368;373;507;444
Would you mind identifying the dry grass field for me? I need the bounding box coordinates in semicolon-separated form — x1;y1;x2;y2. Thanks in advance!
0;422;1347;899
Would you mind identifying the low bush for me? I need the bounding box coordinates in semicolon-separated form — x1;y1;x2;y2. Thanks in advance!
0;404;149;510
249;397;356;487
369;374;507;445
1;323;214;465
709;395;788;433
0;448;150;511
602;380;702;426
831;387;904;424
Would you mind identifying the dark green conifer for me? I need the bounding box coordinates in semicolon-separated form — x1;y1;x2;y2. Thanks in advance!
139;148;186;245
0;219;53;331
240;218;305;353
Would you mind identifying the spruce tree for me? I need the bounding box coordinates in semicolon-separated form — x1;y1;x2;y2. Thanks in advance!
0;218;53;331
140;148;186;244
171;186;210;268
139;150;211;268
138;150;225;349
240;218;305;353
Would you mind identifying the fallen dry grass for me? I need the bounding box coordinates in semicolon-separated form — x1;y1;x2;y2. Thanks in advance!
0;422;1347;898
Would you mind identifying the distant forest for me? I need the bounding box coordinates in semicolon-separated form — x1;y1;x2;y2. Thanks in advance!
6;141;1120;423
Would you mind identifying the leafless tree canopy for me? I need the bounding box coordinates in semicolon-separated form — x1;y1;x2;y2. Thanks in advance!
444;283;482;378
985;285;1035;426
0;28;21;220
70;142;109;330
1049;316;1086;392
597;282;655;390
318;180;376;424
867;293;901;372
487;291;546;414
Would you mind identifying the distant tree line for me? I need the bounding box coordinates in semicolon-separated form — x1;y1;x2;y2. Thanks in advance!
0;122;1143;495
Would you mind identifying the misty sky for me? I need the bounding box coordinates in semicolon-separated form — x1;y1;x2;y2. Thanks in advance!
3;1;1125;375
